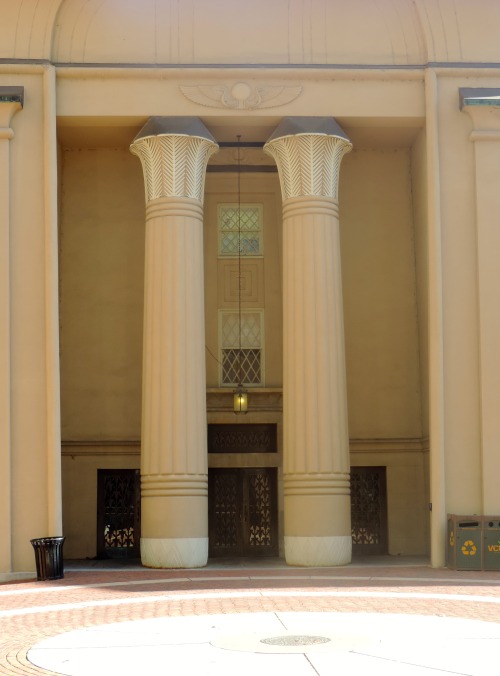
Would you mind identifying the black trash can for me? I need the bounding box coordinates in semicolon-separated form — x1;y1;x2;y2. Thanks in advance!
30;537;65;581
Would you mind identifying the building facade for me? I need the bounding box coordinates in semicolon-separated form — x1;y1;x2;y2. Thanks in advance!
1;0;500;577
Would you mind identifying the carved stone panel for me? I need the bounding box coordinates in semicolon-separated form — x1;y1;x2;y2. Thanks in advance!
180;82;302;110
218;260;264;306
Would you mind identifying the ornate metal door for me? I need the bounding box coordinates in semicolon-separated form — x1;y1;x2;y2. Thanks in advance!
209;468;278;557
350;466;388;555
97;469;141;559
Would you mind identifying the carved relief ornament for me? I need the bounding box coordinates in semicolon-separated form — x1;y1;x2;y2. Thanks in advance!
180;82;302;110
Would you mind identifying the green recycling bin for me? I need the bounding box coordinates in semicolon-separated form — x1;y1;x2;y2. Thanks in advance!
483;518;500;571
447;515;482;570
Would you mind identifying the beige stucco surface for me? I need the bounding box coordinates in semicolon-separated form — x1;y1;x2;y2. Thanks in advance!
341;148;422;439
411;128;429;438
57;129;429;558
0;69;61;572
59;148;144;440
204;173;283;389
59;140;425;439
51;0;426;66
62;449;139;559
438;77;482;516
2;0;499;65
351;448;429;556
2;0;500;572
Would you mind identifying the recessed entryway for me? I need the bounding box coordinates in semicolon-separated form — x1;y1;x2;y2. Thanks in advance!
209;467;278;557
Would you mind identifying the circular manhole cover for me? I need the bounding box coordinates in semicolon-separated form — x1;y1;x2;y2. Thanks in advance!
261;635;330;647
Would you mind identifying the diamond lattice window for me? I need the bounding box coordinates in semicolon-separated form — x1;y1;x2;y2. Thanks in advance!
220;311;263;386
218;204;263;257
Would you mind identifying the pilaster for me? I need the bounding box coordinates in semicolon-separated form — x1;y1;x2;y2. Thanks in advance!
264;117;352;566
460;89;500;514
0;87;23;574
131;117;217;567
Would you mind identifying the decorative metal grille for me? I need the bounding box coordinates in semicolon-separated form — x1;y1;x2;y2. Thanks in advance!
208;424;277;453
220;311;262;385
209;468;278;557
102;472;137;552
218;204;262;256
350;467;387;554
248;472;272;547
222;348;261;384
212;473;238;549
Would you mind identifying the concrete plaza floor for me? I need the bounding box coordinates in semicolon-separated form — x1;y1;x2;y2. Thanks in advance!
2;557;500;675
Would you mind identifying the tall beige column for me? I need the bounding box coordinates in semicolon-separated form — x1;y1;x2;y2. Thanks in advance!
461;89;500;515
0;88;23;574
130;117;218;568
426;71;446;568
265;117;352;566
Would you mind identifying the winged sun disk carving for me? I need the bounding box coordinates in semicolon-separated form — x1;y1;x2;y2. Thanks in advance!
180;83;302;110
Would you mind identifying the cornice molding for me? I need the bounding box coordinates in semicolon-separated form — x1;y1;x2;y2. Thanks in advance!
0;86;24;105
61;435;429;455
460;87;500;137
0;86;24;132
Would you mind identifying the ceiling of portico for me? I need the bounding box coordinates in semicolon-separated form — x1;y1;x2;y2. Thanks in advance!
57;115;423;160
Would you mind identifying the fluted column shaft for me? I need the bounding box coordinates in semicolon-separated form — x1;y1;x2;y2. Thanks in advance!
265;120;352;566
131;119;217;567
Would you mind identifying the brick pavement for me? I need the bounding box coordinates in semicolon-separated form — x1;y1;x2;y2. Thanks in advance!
2;564;500;675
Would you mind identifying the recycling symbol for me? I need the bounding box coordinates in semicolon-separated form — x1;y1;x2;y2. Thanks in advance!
461;540;477;556
449;531;455;547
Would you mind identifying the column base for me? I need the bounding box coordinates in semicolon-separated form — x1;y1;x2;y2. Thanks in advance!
284;535;352;567
141;537;208;569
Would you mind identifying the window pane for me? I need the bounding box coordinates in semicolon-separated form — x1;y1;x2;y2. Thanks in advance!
218;204;262;256
221;312;261;349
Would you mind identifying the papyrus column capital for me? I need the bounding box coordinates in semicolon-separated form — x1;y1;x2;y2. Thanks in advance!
264;116;352;201
130;116;218;204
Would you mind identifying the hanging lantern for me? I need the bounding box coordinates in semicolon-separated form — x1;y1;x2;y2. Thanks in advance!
233;385;248;414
